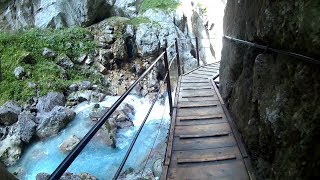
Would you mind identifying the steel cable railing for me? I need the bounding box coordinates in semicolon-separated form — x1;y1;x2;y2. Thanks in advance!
223;35;320;65
49;39;181;180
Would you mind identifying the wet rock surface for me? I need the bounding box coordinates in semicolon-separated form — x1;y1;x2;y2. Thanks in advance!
221;0;320;179
36;106;76;139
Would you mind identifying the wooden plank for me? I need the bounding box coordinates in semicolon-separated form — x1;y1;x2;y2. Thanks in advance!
191;71;216;76
181;80;210;86
180;86;212;90
164;108;177;166
177;104;217;108
186;74;212;79
180;94;214;98
177;154;236;164
179;89;214;95
177;114;224;121
172;136;237;151
202;66;219;70
167;160;249;180
195;69;218;73
179;132;230;139
177;106;224;117
176;118;228;126
180;82;211;87
180;80;209;83
178;96;219;102
175;123;231;136
178;100;218;108
172;146;241;163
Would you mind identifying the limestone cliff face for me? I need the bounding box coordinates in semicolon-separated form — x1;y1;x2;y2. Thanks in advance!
220;0;320;179
0;0;118;31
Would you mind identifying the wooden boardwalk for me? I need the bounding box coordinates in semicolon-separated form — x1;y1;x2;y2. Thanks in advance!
161;62;254;180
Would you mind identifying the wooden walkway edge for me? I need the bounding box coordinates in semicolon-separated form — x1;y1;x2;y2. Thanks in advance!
161;62;255;180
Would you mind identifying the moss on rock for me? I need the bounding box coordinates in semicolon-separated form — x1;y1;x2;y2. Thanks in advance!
0;28;99;105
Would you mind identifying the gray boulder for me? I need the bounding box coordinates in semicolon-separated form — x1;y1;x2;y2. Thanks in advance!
42;48;56;58
0;102;22;126
113;0;137;18
13;66;25;79
85;56;94;66
79;173;97;180
36;173;50;180
36;106;75;139
67;90;92;105
78;81;92;90
76;54;87;64
36;92;66;112
135;23;160;56
57;54;74;69
59;135;80;153
0;134;22;166
9;112;37;143
113;38;128;60
152;158;163;178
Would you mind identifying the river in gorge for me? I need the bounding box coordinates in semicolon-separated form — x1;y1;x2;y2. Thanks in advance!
8;95;170;179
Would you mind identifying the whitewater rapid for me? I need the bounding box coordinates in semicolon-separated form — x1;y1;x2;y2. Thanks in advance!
9;95;170;179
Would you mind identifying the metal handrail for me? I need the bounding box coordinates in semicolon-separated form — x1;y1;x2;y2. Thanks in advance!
223;35;320;65
49;38;182;179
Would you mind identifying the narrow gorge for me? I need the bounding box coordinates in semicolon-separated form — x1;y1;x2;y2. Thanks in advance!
0;0;319;179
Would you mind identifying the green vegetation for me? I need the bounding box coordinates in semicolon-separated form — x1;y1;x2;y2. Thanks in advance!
139;0;180;13
127;17;152;26
0;28;100;105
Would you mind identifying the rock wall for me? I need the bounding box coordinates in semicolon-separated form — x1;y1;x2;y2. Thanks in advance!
220;0;320;179
0;0;114;31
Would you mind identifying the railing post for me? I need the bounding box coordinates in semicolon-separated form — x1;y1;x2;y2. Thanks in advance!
164;43;173;116
175;38;181;76
195;37;200;67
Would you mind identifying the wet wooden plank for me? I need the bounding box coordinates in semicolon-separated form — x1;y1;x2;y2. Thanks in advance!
180;86;212;90
179;132;230;139
186;74;212;79
177;154;237;164
202;66;219;70
177;100;218;108
180;82;211;87
175;123;231;136
180;89;214;95
181;79;209;83
177;106;224;117
176;118;228;126
179;96;219;102
191;71;216;76
177;114;224;121
172;135;237;151
167;160;249;180
172;146;241;164
195;69;218;73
